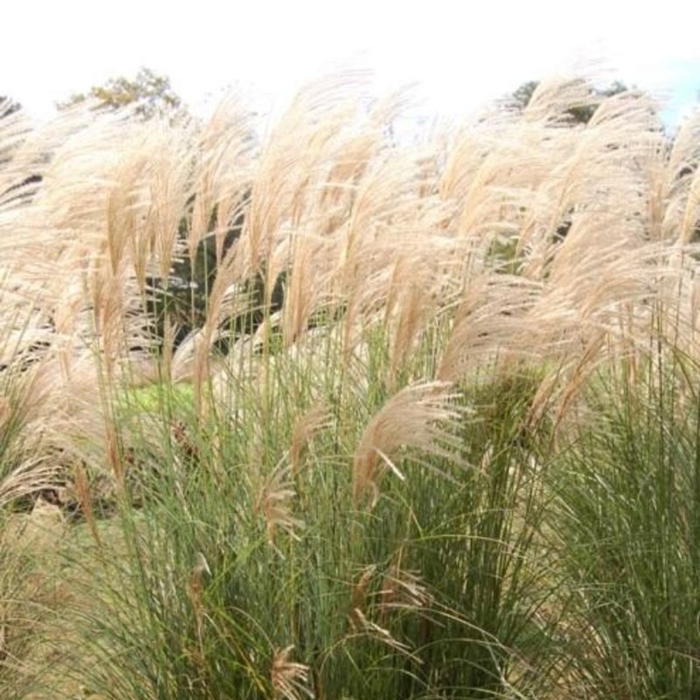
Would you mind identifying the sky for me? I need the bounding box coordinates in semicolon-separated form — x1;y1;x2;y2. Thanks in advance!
2;0;700;127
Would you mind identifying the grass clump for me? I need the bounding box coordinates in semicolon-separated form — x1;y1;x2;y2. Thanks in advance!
1;72;700;698
66;365;557;699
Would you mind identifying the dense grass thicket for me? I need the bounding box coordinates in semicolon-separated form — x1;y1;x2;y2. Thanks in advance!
2;75;700;698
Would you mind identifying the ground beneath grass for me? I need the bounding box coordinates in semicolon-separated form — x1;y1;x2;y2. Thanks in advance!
2;498;134;699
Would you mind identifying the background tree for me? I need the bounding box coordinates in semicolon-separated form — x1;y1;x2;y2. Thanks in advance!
0;96;22;166
0;95;40;206
0;96;22;121
506;78;629;124
509;81;540;112
57;67;184;121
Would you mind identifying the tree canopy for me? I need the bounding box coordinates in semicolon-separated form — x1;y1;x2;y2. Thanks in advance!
507;78;629;124
57;67;183;120
0;96;22;120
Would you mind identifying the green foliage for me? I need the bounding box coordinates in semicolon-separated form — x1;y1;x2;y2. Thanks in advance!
509;81;540;112
57;67;183;120
487;234;523;275
143;190;288;354
0;535;44;699
549;351;700;697
60;339;560;699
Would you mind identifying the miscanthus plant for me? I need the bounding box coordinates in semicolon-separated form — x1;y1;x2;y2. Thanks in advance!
60;324;560;700
1;73;700;698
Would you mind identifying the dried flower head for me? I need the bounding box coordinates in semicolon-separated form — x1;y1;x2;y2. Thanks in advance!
352;381;463;506
254;459;304;546
271;645;313;700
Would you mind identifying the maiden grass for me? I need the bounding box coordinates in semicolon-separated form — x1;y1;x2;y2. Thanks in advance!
2;74;700;698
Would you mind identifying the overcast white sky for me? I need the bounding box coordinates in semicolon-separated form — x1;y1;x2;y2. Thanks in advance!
2;0;699;126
